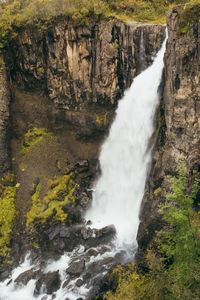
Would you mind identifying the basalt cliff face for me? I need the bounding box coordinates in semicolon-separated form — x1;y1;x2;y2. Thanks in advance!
137;7;200;260
8;19;164;108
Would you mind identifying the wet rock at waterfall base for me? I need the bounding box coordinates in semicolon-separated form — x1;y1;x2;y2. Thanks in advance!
0;270;10;281
114;250;128;263
43;223;116;258
96;225;116;238
86;248;99;257
62;277;71;288
34;271;61;295
81;226;93;240
15;268;40;286
86;225;116;248
76;278;84;287
79;192;91;209
66;259;85;277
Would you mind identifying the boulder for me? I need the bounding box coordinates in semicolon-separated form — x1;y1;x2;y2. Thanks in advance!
62;277;70;289
47;225;60;241
81;227;93;240
86;225;116;248
96;225;116;238
66;259;85;277
76;279;84;287
59;226;70;238
34;271;61;295
86;248;98;257
15;268;40;286
79;192;91;209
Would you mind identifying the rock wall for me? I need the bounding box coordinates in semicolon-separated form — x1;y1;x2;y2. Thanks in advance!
0;56;10;175
137;7;200;260
8;19;165;109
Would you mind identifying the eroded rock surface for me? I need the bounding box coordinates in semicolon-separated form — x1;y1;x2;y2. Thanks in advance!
8;19;165;109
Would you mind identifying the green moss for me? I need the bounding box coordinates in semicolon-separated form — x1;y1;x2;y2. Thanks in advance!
154;187;162;197
0;173;17;258
26;175;79;230
21;127;54;155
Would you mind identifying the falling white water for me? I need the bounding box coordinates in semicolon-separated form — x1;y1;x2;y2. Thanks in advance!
86;33;167;247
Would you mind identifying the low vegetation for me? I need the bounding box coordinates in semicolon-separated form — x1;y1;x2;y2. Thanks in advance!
178;2;200;33
106;165;200;300
21;127;54;155
0;173;17;259
26;175;79;230
0;0;199;50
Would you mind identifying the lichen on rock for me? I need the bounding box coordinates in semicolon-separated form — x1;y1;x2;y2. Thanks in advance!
21;127;54;155
26;175;79;231
0;173;17;259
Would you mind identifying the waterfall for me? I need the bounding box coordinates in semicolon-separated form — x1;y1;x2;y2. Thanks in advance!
0;32;167;300
86;33;167;248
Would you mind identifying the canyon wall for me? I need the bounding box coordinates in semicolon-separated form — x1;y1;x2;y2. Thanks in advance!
137;6;200;260
8;19;164;108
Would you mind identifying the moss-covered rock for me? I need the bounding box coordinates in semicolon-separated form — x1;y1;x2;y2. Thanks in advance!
153;187;162;197
26;175;79;231
21;127;54;155
0;173;17;259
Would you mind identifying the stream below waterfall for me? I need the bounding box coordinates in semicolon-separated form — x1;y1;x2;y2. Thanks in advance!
0;32;167;300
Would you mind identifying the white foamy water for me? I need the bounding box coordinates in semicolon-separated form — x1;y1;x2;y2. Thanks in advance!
0;33;167;300
86;33;167;247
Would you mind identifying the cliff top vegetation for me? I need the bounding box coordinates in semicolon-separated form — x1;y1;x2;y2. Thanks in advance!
0;0;199;48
